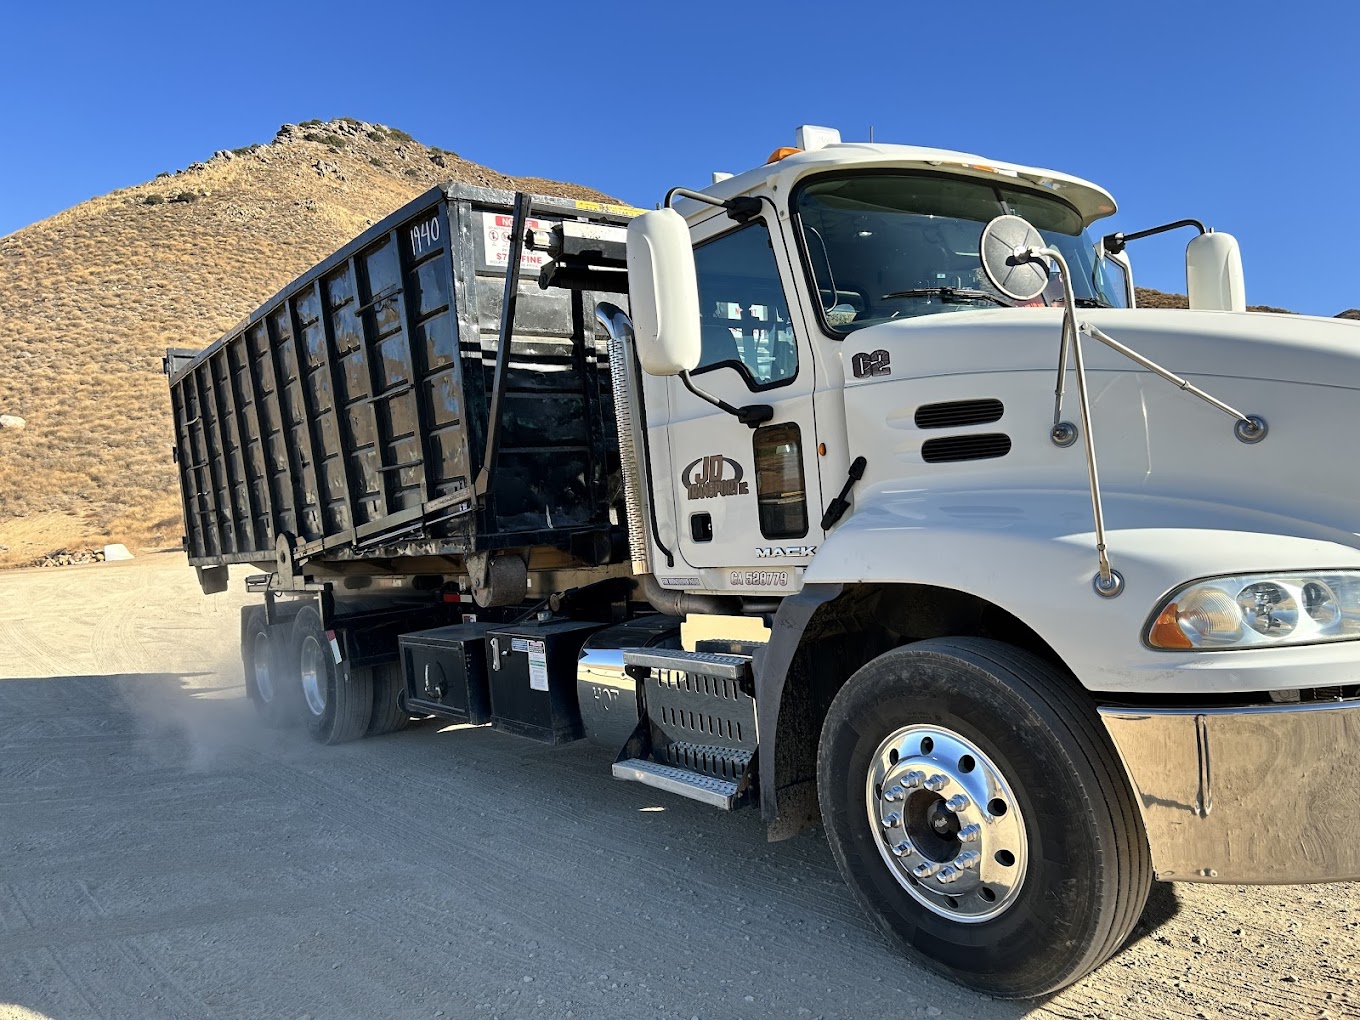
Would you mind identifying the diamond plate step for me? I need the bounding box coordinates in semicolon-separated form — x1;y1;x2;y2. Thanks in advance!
612;758;740;809
661;740;753;782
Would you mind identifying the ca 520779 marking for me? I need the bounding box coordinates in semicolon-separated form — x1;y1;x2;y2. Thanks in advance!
730;570;790;587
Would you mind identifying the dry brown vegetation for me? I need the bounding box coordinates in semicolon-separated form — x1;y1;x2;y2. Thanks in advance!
0;119;614;566
1134;287;1298;314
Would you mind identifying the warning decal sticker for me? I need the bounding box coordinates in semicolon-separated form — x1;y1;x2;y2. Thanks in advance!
480;212;549;273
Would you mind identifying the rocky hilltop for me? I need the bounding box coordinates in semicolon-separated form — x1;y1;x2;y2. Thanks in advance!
0;119;615;565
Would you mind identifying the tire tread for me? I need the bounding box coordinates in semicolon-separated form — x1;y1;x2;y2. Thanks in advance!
366;661;410;737
327;662;374;744
947;639;1152;991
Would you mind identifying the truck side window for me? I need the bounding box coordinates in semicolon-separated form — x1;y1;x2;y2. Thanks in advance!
692;221;797;389
1096;255;1131;308
753;422;808;539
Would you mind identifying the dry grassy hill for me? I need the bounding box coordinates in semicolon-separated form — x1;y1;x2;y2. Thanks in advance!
1136;287;1359;319
1136;287;1293;314
0;118;615;566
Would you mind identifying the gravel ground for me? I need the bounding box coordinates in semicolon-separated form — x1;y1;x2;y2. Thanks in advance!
2;553;1358;1019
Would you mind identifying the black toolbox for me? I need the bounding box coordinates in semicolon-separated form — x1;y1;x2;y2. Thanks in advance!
399;622;497;723
487;619;606;744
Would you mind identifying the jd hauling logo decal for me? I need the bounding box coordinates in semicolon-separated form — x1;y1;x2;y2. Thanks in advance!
682;455;749;500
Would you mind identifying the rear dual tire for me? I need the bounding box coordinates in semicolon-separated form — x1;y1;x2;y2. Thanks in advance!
366;661;411;737
292;606;373;745
243;609;298;728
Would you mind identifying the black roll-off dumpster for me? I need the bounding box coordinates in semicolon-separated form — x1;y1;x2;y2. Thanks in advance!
164;183;636;581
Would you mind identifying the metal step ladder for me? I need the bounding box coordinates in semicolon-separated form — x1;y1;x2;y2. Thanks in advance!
612;648;760;810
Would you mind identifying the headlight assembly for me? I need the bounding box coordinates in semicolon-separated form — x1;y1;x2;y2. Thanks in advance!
1146;572;1360;650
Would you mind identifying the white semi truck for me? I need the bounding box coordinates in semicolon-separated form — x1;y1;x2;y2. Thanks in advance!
166;126;1360;997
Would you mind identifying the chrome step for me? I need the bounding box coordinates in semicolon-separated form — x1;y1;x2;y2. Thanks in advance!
623;648;750;680
612;758;740;809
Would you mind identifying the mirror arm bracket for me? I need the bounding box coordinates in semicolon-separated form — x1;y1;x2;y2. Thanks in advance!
663;187;765;224
1102;218;1207;255
679;371;774;428
724;196;764;223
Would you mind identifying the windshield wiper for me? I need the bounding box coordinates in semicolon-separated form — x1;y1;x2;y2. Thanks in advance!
880;287;1012;307
1072;297;1114;309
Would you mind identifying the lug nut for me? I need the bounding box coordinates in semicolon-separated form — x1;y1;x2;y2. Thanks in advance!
945;793;970;812
936;865;961;885
924;773;948;792
958;824;981;842
883;785;905;803
901;770;925;789
912;861;943;879
955;850;981;870
881;812;901;829
891;840;913;857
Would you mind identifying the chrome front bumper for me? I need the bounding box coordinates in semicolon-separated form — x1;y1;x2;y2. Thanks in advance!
1100;699;1360;884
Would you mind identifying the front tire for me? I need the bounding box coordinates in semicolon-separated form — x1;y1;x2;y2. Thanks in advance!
292;606;373;745
817;637;1150;998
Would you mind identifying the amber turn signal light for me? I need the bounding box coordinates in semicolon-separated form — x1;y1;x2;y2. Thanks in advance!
1147;602;1193;649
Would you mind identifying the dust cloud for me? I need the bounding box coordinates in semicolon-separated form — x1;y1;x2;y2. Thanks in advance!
106;653;288;773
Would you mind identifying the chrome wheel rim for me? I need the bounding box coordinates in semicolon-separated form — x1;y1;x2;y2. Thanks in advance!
300;635;326;717
866;724;1028;923
253;633;275;704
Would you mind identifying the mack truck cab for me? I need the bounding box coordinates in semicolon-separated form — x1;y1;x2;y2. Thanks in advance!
175;125;1360;1000
600;126;1360;996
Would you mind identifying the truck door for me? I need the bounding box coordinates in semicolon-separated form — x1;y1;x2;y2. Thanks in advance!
659;213;822;595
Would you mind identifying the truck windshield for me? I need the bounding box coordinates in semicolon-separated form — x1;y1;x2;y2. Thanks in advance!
795;172;1127;333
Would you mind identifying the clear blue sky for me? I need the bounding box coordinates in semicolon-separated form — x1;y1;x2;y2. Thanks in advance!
1;1;1356;315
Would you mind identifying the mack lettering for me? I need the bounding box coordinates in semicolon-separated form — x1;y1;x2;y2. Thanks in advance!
755;545;817;558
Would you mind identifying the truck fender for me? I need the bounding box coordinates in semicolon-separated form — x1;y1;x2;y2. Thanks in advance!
804;486;1360;685
752;485;1360;837
752;583;843;836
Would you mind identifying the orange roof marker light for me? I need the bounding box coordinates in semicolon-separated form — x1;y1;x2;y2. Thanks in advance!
767;125;843;164
961;162;1019;178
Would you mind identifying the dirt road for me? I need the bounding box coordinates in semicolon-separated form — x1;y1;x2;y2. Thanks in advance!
2;554;1357;1019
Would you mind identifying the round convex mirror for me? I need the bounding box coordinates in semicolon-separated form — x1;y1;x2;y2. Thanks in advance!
979;215;1051;302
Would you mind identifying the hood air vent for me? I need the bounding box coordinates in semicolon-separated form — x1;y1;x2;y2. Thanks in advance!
915;398;1004;429
921;433;1012;463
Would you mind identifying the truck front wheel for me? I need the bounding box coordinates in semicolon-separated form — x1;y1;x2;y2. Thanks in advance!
817;637;1151;998
292;606;373;745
